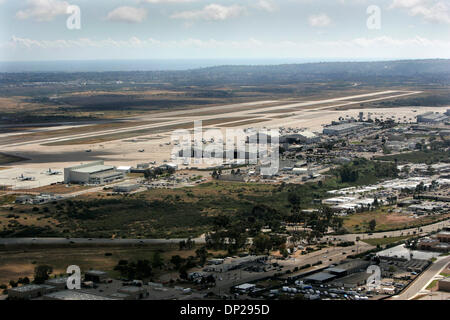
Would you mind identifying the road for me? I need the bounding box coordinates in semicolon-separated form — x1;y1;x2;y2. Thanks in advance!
390;255;450;300
0;219;447;248
323;219;450;242
0;236;206;246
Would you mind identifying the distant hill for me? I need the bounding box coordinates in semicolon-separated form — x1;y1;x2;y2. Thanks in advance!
1;59;449;86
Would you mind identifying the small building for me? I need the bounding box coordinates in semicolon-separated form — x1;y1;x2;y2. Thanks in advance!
438;277;450;292
15;195;33;204
218;174;248;182
117;286;148;300
116;166;132;173
113;184;139;193
234;283;256;293
84;270;108;283
437;231;450;243
45;277;69;290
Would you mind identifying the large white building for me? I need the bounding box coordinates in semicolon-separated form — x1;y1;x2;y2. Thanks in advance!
323;123;366;136
416;111;448;123
64;161;124;185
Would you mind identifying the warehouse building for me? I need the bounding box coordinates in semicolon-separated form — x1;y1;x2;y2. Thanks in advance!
303;272;336;284
416;112;448;124
325;260;370;277
64;161;124;185
437;231;450;243
113;184;139;193
8;284;57;300
84;270;109;283
282;131;320;144
45;277;69;290
323;123;366;136
330;272;371;289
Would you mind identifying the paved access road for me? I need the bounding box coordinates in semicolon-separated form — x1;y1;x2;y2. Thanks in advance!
0;236;206;246
323;219;450;243
0;219;447;247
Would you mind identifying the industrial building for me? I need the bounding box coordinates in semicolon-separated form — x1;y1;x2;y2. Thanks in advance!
330;272;370;289
45;277;69;290
64;161;124;185
437;231;450;243
322;123;366;136
84;270;109;283
282;131;320;144
113;184;139;193
416;112;448;124
8;284;57;300
325;260;370;276
303;272;337;284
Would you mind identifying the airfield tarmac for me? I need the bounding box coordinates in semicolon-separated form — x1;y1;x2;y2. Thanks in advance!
0;89;447;189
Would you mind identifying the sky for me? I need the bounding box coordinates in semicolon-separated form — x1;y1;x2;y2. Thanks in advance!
0;0;449;62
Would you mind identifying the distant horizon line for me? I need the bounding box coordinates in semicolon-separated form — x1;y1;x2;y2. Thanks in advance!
1;57;447;63
0;57;447;73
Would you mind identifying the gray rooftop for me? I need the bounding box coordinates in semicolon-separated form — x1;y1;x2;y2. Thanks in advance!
44;290;116;300
304;272;336;282
85;270;108;276
46;277;69;284
9;284;44;293
325;123;364;131
72;165;114;174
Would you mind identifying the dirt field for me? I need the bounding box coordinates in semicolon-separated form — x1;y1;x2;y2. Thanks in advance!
0;244;211;286
343;208;450;233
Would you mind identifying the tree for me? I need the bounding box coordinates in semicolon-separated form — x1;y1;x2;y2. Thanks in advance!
368;219;377;232
195;247;208;266
253;234;272;254
34;265;53;284
170;255;184;270
152;251;164;269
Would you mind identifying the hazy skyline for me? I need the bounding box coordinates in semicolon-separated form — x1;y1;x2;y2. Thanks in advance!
1;0;449;62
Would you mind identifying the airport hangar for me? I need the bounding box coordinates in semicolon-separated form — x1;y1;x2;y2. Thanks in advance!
64;161;124;185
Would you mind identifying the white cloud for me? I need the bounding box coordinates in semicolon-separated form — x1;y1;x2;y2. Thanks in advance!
16;0;71;22
170;4;246;21
308;13;331;27
142;0;197;3
255;0;277;12
6;35;450;53
106;6;147;23
390;0;450;24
